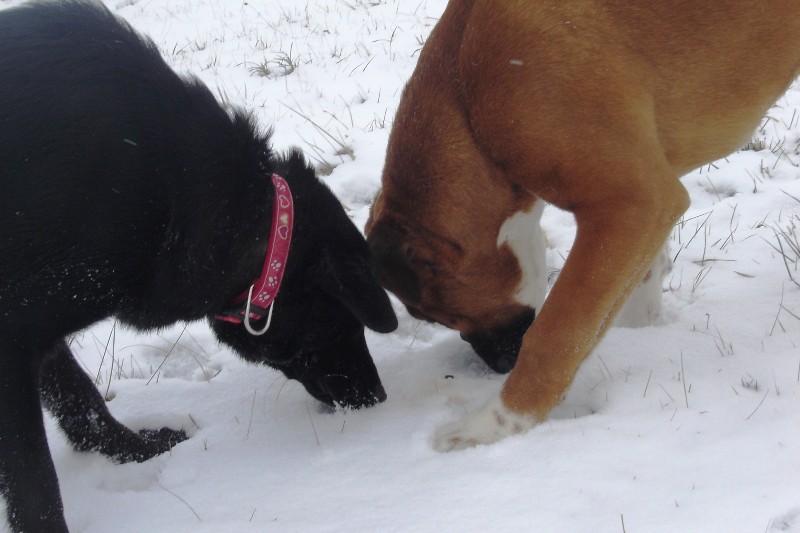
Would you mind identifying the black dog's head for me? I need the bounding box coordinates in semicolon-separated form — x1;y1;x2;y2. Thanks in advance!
212;152;397;409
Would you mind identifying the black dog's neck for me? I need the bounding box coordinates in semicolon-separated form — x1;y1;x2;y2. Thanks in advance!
200;144;321;323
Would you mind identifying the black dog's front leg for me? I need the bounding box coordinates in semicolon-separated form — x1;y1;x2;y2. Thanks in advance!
0;343;68;533
39;340;187;463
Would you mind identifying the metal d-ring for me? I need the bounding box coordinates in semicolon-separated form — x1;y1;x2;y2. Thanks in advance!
243;285;274;336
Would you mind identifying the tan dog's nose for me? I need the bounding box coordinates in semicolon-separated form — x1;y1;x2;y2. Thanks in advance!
459;308;536;374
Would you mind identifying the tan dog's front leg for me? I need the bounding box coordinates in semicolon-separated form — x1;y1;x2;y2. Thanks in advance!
434;178;689;451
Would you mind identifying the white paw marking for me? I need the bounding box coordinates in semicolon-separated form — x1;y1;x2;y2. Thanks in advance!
616;241;671;327
433;395;539;452
497;199;547;311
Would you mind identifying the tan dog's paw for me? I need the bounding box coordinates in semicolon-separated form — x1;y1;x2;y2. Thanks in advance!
433;395;539;452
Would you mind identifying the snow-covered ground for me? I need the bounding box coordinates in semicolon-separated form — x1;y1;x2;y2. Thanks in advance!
2;0;799;531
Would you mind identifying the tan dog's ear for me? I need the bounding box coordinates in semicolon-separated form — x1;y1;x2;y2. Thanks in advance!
367;221;422;307
364;190;382;235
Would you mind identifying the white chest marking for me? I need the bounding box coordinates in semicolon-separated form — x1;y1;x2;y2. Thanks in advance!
496;199;547;311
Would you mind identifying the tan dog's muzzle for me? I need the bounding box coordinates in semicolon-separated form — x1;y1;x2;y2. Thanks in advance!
459;308;536;374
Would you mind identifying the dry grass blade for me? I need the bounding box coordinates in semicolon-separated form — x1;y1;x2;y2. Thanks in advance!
246;389;257;439
146;324;188;385
158;483;202;522
764;217;800;288
306;404;320;446
745;388;770;421
680;351;689;408
94;321;116;386
281;101;355;160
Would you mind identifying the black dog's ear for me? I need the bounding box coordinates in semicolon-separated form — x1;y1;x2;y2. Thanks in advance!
320;250;398;333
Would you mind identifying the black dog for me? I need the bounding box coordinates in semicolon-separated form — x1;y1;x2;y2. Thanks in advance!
0;1;397;531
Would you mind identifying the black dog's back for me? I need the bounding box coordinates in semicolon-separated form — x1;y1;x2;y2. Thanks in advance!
1;1;270;344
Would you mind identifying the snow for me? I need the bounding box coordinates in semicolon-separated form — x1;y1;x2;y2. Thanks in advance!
2;0;799;531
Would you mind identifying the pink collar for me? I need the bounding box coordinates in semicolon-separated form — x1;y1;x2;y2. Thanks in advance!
215;174;294;335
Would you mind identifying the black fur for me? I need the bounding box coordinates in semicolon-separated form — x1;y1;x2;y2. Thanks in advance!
459;309;535;373
0;2;397;531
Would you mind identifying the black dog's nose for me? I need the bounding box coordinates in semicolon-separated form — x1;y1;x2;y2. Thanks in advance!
318;375;387;409
370;383;388;404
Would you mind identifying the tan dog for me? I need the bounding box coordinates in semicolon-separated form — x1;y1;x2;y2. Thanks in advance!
366;0;800;450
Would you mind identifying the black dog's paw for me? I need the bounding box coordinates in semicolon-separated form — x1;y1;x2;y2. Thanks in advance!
111;426;188;464
139;427;188;451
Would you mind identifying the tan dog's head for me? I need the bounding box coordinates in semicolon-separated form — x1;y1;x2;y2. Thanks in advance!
365;88;542;372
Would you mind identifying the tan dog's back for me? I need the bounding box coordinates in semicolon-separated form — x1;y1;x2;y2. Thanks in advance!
456;0;800;182
602;1;800;169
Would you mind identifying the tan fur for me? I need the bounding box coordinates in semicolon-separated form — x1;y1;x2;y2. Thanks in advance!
367;0;800;432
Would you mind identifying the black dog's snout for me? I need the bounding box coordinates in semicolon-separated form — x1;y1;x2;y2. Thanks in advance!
317;375;387;409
